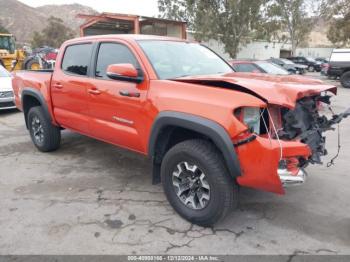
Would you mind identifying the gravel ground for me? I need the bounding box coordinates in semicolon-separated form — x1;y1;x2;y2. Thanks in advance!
0;74;349;255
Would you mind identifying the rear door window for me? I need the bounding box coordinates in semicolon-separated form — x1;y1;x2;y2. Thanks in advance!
61;43;93;76
95;43;139;79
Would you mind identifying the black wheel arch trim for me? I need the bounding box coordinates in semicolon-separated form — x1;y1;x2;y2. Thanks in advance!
149;111;242;178
21;88;52;128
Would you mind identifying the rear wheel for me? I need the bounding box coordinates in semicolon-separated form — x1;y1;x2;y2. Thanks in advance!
28;106;61;152
340;71;350;88
161;139;238;227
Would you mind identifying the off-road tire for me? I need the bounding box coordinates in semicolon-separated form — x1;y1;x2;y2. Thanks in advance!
340;71;350;88
161;139;238;227
27;106;61;152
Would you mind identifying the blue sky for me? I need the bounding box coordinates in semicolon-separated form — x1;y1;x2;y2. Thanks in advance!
17;0;160;17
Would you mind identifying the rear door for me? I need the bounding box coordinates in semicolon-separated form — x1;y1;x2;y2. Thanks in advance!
51;43;94;134
87;41;149;153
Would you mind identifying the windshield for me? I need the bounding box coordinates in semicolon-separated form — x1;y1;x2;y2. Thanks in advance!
280;58;294;65
256;61;289;75
306;57;316;62
0;35;15;54
138;40;233;79
0;65;10;77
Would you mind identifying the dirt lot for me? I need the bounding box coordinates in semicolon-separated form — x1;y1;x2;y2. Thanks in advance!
0;74;349;255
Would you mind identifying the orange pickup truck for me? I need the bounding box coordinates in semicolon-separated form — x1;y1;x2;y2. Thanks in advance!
12;35;350;226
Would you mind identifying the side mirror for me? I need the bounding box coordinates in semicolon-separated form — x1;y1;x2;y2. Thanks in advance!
106;64;143;83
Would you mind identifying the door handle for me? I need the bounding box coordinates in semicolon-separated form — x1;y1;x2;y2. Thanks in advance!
53;83;63;89
119;90;140;98
88;88;101;95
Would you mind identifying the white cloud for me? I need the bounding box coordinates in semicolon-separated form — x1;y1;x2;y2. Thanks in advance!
17;0;160;17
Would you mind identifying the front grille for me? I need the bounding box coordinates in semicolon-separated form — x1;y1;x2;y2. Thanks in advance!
0;101;15;108
0;91;14;98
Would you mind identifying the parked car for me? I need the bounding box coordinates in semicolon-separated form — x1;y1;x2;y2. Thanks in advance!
12;35;350;226
0;65;16;110
229;60;290;75
315;57;328;64
328;49;350;88
287;56;321;72
268;57;307;74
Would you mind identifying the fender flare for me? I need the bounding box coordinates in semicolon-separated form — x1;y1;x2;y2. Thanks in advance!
21;88;52;128
148;111;241;178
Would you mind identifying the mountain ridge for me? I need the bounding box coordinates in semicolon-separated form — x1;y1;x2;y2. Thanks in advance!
0;0;97;44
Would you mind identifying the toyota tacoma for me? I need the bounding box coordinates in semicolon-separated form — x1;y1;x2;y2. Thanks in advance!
12;35;350;226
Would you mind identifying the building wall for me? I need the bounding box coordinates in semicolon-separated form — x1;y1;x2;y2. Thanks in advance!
295;47;334;59
236;41;292;60
187;32;292;60
187;32;335;60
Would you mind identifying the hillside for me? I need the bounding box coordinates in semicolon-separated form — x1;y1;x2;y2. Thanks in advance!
36;4;97;33
0;0;97;44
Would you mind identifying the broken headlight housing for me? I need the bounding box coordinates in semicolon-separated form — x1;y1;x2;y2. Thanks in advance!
235;107;261;134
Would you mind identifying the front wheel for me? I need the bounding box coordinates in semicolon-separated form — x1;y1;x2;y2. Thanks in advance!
161;139;238;227
340;71;350;88
28;106;61;152
308;65;315;72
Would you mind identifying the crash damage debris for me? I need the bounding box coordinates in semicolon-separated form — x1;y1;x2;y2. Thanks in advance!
279;95;350;164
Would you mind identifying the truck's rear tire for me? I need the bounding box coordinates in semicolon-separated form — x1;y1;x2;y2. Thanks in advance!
27;106;61;152
161;139;238;227
340;71;350;88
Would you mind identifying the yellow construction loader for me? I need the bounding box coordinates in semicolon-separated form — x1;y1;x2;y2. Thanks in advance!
0;33;34;71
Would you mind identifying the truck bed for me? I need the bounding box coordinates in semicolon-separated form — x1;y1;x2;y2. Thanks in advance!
12;70;53;111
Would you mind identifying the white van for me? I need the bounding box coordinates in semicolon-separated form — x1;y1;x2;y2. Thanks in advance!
328;49;350;88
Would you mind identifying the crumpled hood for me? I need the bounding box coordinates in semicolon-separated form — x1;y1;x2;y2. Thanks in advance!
173;72;337;108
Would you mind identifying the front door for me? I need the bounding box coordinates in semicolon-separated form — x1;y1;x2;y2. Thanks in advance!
87;42;149;153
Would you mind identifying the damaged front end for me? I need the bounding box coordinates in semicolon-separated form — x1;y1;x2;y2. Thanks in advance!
234;94;350;194
279;95;350;164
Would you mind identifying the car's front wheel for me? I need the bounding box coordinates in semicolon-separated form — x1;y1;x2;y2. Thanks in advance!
28;106;61;152
340;71;350;88
161;139;238;227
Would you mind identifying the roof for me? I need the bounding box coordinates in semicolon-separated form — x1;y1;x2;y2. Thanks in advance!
78;12;187;26
332;49;350;53
229;60;260;64
64;34;191;44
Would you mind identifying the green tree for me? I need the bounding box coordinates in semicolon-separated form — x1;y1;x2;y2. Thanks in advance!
31;16;75;48
321;0;350;47
158;0;268;58
158;0;194;28
266;0;313;55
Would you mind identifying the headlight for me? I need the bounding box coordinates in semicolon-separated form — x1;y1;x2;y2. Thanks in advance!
234;107;261;133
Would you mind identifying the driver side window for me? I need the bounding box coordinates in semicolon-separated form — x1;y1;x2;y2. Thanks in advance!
95;43;139;80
